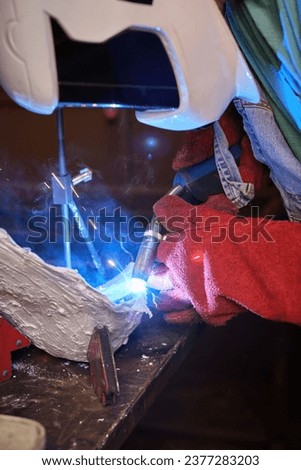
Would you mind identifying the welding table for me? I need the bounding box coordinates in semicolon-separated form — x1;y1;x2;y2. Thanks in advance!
0;314;202;450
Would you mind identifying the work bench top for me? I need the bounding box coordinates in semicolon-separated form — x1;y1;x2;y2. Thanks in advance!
0;314;202;450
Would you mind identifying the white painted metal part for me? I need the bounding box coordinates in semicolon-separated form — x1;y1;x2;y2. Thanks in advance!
0;229;149;362
0;0;259;130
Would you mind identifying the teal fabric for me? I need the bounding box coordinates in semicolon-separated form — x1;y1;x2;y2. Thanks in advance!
226;0;301;161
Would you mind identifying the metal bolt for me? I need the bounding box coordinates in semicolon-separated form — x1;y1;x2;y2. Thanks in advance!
2;370;8;377
16;339;22;347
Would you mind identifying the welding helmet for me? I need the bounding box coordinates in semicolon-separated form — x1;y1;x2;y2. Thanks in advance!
0;0;259;130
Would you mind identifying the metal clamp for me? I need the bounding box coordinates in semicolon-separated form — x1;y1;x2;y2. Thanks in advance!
0;316;31;383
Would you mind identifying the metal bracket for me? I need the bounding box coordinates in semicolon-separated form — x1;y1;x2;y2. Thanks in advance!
51;173;73;205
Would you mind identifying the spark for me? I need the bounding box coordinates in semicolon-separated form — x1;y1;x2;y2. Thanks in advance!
107;258;128;284
43;181;51;189
89;219;97;230
71;185;80;198
149;291;158;308
192;251;204;263
52;172;65;190
120;240;134;262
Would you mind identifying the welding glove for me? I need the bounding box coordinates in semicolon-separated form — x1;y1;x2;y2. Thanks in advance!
149;195;301;327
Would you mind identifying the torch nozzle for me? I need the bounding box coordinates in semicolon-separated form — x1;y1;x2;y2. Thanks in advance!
132;185;184;285
132;216;162;282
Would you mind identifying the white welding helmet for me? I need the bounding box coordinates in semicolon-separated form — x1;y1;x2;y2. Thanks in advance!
0;0;259;130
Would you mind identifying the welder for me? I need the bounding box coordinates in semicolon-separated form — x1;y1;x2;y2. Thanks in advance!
144;0;301;329
123;0;301;449
0;0;300;451
0;0;299;327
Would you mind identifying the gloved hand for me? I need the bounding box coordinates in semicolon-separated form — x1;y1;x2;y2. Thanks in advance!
149;195;301;327
148;262;201;324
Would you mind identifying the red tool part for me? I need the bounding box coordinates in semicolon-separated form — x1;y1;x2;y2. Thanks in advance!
0;316;31;383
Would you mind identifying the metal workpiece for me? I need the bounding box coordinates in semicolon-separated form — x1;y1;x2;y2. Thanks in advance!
56;108;72;269
57;108;67;175
54;108;104;276
52;173;73;205
68;200;105;276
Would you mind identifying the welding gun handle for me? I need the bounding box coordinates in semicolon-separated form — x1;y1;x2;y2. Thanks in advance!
173;145;241;203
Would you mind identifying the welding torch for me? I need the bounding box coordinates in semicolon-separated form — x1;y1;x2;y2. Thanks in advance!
131;185;184;287
132;154;229;287
131;143;242;288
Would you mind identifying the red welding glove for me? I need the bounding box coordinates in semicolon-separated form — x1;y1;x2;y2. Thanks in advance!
149;195;301;327
149;105;288;324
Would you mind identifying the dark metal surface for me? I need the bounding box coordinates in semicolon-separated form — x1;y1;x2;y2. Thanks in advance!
0;314;202;450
